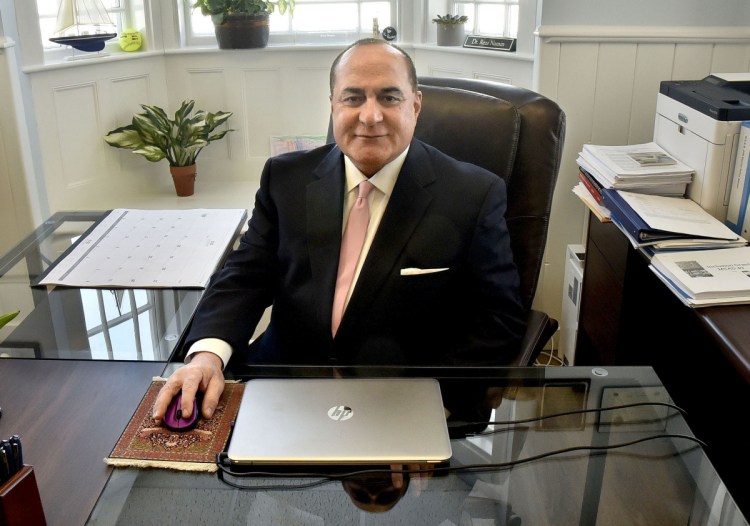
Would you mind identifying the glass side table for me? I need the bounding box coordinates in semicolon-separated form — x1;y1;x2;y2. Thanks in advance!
0;211;202;361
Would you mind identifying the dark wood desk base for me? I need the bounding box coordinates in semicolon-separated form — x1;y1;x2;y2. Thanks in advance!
576;213;750;517
0;360;164;526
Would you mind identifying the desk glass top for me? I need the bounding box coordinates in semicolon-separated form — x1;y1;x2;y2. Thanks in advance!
87;366;748;525
0;212;201;361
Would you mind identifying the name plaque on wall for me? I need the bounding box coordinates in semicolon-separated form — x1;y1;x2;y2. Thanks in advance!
463;36;517;52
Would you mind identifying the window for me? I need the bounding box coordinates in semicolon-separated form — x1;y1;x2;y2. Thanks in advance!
453;0;519;38
184;0;396;46
37;0;130;50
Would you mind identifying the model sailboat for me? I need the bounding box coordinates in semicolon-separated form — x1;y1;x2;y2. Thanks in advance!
49;0;117;53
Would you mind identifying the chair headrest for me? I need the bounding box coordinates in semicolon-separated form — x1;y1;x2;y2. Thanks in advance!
414;84;520;181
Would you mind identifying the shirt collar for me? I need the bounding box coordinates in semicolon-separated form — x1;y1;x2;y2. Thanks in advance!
343;146;409;197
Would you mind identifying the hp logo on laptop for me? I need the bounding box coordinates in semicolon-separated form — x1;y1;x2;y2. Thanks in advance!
328;405;353;421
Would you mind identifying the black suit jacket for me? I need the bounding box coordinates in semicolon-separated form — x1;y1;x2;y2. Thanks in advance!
186;139;526;366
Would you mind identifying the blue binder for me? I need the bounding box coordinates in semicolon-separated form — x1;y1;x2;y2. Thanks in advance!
600;188;711;243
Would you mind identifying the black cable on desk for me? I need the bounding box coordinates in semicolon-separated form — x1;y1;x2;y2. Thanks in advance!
447;400;687;435
215;433;706;491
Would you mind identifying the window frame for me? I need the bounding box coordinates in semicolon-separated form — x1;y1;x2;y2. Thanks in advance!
34;0;142;62
182;0;399;48
452;0;520;39
18;0;534;69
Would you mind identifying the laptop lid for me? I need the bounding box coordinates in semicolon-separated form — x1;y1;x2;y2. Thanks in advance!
226;377;452;466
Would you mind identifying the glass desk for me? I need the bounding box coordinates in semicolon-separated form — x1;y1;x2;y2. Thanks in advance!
0;211;202;361
87;365;748;526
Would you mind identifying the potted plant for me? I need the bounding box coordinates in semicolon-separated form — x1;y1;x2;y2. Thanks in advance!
192;0;295;49
104;100;233;197
432;14;469;47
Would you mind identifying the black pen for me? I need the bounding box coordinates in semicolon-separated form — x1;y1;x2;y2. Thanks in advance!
0;440;14;476
0;447;9;484
9;435;22;469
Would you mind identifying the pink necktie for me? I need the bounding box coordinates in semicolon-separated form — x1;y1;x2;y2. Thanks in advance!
332;180;374;336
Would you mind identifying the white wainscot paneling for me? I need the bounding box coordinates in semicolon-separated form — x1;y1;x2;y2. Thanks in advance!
52;83;106;191
240;66;330;158
415;48;534;89
279;67;331;137
185;68;233;175
109;74;153;127
30;57;170;212
242;67;285;158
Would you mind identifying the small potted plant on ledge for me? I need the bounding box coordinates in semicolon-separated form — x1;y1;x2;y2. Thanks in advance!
104;100;233;197
432;14;469;47
192;0;295;49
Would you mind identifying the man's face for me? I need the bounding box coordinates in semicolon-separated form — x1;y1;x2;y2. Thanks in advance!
330;44;422;176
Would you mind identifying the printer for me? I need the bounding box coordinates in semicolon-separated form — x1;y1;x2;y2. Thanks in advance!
654;73;750;221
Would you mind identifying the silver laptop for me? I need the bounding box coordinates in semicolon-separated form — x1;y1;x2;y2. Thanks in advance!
226;377;452;466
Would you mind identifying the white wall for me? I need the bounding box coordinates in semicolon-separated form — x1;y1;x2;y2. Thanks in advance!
0;37;41;252
540;0;750;27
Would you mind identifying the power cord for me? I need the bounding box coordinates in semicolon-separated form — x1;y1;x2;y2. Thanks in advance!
215;401;702;491
215;433;706;491
446;400;687;435
534;332;562;366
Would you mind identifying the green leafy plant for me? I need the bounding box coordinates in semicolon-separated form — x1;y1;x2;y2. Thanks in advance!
432;14;469;25
104;100;233;167
0;311;19;330
192;0;294;24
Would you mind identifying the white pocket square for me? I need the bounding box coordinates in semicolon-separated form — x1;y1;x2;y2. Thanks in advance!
400;267;449;276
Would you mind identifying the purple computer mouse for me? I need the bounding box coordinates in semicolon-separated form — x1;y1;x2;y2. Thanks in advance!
163;390;199;432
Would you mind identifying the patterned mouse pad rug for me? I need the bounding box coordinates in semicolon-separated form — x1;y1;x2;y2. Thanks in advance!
105;378;244;472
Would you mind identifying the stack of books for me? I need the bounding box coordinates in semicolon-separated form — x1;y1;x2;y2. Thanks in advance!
574;142;695;221
650;246;750;307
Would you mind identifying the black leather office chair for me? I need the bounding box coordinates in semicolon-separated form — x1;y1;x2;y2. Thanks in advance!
327;77;566;367
414;77;565;366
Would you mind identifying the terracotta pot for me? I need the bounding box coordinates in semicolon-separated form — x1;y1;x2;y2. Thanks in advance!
170;165;197;197
214;13;270;49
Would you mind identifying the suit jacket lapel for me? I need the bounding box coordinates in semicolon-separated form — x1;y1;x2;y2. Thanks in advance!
346;141;436;316
307;147;346;325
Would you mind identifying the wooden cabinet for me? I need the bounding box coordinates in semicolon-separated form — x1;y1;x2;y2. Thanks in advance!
576;212;750;516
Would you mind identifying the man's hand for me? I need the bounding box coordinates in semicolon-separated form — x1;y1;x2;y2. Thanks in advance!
152;352;225;425
390;464;433;492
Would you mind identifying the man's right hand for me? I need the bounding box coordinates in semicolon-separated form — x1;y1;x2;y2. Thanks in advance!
152;351;225;425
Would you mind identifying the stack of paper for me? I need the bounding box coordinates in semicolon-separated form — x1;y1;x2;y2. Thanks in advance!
37;208;248;288
577;142;694;196
573;167;611;222
601;189;747;252
650;246;750;307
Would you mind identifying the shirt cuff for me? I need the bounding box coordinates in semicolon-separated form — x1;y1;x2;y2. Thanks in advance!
185;338;232;370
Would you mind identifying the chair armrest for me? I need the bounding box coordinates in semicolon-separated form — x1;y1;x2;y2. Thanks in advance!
512;310;559;366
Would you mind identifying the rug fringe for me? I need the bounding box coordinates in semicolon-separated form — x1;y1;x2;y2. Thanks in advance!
152;376;242;384
104;457;218;473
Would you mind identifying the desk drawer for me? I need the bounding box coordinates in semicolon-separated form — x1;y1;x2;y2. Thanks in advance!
588;215;629;285
578;236;622;364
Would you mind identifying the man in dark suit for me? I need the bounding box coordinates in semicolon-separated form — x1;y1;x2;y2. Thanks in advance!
153;38;525;425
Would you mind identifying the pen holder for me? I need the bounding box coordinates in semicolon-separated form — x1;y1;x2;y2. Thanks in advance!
0;466;46;526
